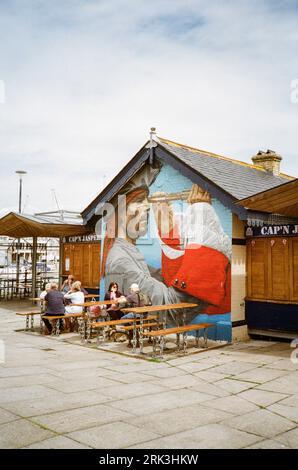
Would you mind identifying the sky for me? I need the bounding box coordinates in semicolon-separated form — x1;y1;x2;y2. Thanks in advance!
0;0;297;215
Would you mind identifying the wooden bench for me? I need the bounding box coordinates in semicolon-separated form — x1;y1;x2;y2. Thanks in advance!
90;315;158;345
16;311;42;331
42;313;84;336
122;322;160;331
90;314;157;329
143;323;215;356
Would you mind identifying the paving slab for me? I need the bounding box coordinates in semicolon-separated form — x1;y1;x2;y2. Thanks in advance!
0;373;59;388
202;395;259;415
0;366;55;378
193;370;229;383
125;403;233;436
273;428;298;449
221;409;296;438
267;403;298;423
206;362;260;376
150;374;213;395
109;389;214;416
214;378;256;394
1;390;111;417
0;407;19;425
256;372;298;394
44;376;121;394
0;384;59;404
67;421;160;449
266;359;298;372
99;382;167;400
277;394;298;408
31;404;133;433
23;436;91;449
128;423;263;449
141;366;190;378
175;361;219;373
245;439;290;449
189;381;231;397
0;418;55;449
234;367;290;384
237;389;288;407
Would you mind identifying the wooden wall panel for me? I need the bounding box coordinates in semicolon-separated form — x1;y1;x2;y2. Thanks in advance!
269;238;289;301
82;244;91;286
91;244;101;287
290;239;298;301
73;245;83;281
247;236;298;303
249;239;267;299
62;242;100;289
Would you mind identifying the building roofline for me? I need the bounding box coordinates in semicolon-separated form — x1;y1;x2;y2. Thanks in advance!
158;136;294;180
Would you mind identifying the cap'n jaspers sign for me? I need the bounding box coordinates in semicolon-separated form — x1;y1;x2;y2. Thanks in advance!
246;224;298;237
62;234;100;243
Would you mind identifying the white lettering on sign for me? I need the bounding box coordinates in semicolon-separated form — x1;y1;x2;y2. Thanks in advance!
66;234;100;243
260;225;295;236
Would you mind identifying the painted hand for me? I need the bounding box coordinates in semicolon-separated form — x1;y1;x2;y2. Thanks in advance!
151;192;174;237
187;184;211;204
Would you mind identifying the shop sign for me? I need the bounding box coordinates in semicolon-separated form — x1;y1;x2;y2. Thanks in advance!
62;234;100;243
246;224;298;237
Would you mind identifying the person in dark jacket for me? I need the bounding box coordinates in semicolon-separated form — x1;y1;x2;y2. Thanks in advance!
42;282;65;334
104;282;124;320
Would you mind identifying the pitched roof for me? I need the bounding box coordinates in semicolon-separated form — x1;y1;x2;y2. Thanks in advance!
158;137;294;200
82;135;296;223
0;212;89;238
237;178;298;217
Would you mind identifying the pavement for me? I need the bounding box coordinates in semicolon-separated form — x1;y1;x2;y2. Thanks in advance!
0;301;297;449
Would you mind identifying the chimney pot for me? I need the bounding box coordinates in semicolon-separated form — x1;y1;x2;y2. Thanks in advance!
252;149;282;176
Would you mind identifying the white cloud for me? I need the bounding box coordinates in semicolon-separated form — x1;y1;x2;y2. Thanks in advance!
0;0;297;214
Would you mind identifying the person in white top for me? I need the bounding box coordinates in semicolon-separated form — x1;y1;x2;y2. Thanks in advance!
64;281;84;314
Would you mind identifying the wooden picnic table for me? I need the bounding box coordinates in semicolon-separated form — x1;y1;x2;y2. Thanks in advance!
121;302;199;354
71;300;118;307
121;302;198;314
16;310;43;331
30;293;100;302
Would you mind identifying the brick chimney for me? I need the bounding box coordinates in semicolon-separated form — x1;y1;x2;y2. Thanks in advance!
252;149;282;176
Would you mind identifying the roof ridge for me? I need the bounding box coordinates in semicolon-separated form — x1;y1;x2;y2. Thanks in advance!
157;136;292;178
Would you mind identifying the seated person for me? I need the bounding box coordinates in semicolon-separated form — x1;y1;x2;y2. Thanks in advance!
42;282;65;334
121;283;151;348
64;281;84;314
61;274;74;293
104;282;124;320
39;282;51;314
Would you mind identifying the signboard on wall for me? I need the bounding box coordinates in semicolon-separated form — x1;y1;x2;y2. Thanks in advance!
246;224;298;237
62;234;100;244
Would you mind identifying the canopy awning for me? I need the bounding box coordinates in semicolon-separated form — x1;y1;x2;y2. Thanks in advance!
0;212;90;238
238;178;298;218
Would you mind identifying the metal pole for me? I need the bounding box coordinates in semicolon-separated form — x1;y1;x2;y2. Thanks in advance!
58;236;63;287
32;236;37;300
15;171;26;298
19;177;22;213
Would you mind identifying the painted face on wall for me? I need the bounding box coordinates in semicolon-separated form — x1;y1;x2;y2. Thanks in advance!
126;192;150;240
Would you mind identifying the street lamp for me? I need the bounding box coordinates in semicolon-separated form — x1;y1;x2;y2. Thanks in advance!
15;170;27;296
15;170;27;213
